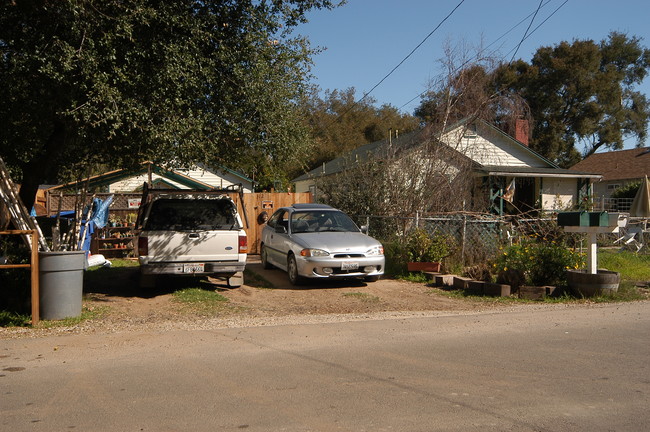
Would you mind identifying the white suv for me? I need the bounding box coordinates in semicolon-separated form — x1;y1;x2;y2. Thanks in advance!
137;189;247;288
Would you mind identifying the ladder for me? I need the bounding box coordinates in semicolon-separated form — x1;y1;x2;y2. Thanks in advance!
0;156;50;251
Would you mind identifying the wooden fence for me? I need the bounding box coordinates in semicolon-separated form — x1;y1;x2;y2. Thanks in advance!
46;191;312;255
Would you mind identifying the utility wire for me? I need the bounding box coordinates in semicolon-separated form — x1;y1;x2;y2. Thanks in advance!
357;0;466;104
321;0;466;130
510;0;544;63
398;0;568;112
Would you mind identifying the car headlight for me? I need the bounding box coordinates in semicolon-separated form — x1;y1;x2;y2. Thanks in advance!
300;248;330;257
366;245;384;256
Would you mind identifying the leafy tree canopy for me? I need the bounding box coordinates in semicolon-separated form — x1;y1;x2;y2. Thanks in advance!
0;0;341;207
299;87;420;170
494;32;650;167
416;32;650;168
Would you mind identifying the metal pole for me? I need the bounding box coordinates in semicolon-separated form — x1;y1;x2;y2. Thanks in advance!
31;230;39;325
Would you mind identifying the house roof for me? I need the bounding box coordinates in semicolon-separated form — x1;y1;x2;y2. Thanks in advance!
481;165;601;179
47;162;242;192
292;129;424;182
569;147;650;182
293;119;600;183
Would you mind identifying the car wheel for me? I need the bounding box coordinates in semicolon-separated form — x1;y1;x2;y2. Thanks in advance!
261;244;273;269
364;275;380;282
287;254;305;285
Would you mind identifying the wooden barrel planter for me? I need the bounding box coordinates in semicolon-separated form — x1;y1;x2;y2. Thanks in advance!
566;269;620;297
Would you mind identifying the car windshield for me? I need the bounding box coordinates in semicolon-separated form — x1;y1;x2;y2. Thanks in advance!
290;210;360;233
145;198;240;231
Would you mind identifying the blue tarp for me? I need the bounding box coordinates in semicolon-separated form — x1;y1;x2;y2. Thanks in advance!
90;195;114;229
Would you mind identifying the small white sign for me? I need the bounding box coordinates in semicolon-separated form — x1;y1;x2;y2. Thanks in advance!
127;199;141;209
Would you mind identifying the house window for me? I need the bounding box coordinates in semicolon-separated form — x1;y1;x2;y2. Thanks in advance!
607;184;620;191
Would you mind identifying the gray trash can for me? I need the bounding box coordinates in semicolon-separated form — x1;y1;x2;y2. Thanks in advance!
39;251;86;320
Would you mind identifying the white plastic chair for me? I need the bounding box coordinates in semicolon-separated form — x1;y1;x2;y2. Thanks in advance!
614;226;644;252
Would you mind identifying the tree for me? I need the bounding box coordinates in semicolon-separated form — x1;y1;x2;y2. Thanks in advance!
299;87;419;170
415;41;530;142
493;32;650;167
0;0;340;208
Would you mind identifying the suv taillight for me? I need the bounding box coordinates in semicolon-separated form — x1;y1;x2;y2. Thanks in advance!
138;236;148;256
239;235;248;253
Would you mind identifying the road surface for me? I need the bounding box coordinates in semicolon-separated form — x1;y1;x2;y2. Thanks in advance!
2;302;649;431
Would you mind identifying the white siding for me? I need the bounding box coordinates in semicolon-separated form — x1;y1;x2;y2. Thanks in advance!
294;180;312;194
540;177;576;210
109;174;184;192
441;124;549;168
108;165;253;193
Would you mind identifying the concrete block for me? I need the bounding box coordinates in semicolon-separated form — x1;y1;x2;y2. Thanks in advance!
519;286;547;300
434;274;455;287
466;280;485;295
484;282;511;297
453;276;472;290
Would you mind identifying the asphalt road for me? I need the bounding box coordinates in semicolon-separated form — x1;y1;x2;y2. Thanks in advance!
2;301;649;431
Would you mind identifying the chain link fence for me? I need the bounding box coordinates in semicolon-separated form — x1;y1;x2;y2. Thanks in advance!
352;212;628;269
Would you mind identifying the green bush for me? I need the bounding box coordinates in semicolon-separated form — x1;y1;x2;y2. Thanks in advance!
610;181;641;199
404;228;453;262
492;239;585;287
383;229;454;277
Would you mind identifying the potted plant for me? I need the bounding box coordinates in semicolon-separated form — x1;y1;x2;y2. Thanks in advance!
405;228;452;272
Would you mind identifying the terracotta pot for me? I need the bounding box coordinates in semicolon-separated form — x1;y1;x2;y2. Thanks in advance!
407;262;441;272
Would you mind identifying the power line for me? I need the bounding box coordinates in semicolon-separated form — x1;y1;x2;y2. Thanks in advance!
321;0;466;129
510;0;544;63
357;0;466;104
398;0;568;112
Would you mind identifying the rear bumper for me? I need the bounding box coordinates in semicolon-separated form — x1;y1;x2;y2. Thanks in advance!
140;261;246;276
297;255;384;279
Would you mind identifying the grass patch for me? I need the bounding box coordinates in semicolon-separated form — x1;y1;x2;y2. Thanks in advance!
37;305;111;329
172;287;230;315
0;310;31;327
598;250;650;282
342;292;380;303
398;272;430;283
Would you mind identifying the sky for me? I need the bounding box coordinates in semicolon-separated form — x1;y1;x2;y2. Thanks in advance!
296;0;650;150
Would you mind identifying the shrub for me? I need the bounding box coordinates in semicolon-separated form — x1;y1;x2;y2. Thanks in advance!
404;228;453;263
492;238;585;287
610;181;641;199
383;229;454;276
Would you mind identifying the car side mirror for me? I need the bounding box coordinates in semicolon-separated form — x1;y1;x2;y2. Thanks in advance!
275;225;287;234
360;225;369;234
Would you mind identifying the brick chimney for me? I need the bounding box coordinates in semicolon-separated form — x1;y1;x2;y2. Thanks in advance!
515;119;529;146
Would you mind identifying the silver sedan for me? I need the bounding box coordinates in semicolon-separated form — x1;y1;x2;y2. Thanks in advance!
260;204;385;285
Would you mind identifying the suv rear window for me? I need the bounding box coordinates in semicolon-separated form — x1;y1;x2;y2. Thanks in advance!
144;198;240;231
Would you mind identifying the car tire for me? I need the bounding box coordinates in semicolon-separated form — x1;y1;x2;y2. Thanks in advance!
364;275;380;282
261;244;273;269
287;254;305;285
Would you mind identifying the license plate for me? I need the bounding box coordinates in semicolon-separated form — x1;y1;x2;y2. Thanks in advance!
341;261;359;271
183;263;205;273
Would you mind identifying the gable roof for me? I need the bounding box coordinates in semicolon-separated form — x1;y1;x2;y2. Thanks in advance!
293;119;600;183
570;147;650;182
47;161;250;192
293;129;426;182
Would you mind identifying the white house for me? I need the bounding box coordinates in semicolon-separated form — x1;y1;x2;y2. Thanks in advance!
293;119;601;214
49;161;254;194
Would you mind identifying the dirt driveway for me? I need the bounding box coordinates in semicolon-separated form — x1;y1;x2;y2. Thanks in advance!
15;255;500;336
0;256;524;339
